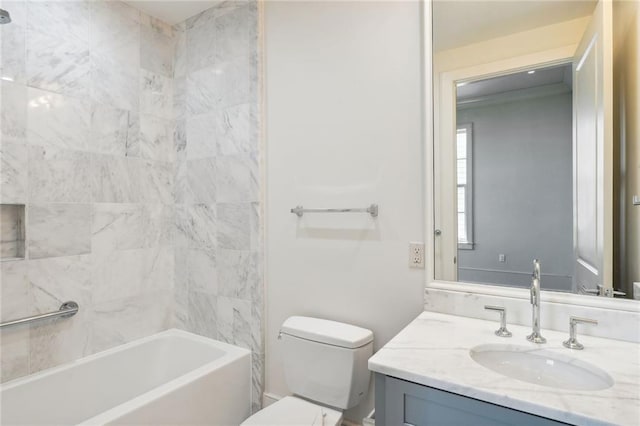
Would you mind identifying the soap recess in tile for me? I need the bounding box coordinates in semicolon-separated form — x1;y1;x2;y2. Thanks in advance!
0;204;25;260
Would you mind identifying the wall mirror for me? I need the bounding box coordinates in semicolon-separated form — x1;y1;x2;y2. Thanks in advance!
432;0;638;300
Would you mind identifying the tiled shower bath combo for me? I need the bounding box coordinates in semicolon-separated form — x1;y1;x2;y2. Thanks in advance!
0;0;264;413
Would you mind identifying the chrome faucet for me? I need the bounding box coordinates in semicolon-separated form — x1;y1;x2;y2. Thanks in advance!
526;259;546;344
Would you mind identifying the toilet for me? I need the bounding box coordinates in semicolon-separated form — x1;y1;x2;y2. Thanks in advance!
242;316;374;426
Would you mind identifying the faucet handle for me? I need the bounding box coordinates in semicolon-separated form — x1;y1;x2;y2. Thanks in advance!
484;305;512;337
582;284;627;298
563;316;598;350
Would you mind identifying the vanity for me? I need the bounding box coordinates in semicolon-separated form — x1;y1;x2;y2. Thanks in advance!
373;1;640;423
369;312;640;426
385;0;640;423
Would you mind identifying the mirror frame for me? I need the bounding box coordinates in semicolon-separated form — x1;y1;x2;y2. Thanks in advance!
422;2;639;313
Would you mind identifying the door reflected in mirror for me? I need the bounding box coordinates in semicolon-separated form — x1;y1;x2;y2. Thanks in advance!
432;0;639;300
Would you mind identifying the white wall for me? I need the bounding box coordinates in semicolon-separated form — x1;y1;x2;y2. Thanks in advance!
264;1;425;421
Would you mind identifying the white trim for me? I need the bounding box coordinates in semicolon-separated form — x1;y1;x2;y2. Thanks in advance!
426;44;639;314
576;33;597;71
424;0;435;283
258;0;270;405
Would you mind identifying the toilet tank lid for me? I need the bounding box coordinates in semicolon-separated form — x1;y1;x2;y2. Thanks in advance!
281;316;373;349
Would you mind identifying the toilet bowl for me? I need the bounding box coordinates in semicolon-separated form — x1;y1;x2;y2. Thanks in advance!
241;316;373;426
241;396;342;426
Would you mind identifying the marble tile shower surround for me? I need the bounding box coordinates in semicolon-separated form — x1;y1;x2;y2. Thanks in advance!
0;0;264;409
0;0;177;383
172;1;263;413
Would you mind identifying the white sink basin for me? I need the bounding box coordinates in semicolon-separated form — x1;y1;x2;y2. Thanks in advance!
469;344;614;391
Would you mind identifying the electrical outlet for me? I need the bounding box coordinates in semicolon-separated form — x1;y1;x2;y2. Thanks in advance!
498;254;506;263
409;242;425;269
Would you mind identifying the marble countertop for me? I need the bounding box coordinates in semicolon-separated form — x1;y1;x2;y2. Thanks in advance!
369;311;640;426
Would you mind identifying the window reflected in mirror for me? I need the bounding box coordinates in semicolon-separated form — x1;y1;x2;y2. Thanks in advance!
456;124;473;250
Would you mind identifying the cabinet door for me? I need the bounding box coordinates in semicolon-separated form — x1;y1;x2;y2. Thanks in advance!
376;374;569;426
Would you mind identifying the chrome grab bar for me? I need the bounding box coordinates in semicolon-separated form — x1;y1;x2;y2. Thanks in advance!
290;204;378;218
0;301;79;329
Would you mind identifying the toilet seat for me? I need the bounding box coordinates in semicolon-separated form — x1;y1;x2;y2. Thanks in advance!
241;396;343;426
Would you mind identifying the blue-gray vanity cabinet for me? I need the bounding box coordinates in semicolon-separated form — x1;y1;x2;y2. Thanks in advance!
374;374;570;426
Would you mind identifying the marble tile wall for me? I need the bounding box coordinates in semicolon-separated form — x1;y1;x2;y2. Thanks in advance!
172;1;263;412
0;0;176;382
0;0;263;410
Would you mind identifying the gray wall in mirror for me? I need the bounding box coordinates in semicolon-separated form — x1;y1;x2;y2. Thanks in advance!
456;90;574;291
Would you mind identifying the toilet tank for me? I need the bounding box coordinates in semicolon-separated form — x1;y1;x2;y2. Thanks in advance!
279;316;374;410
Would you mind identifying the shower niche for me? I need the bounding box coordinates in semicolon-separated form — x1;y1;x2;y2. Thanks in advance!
1;204;25;260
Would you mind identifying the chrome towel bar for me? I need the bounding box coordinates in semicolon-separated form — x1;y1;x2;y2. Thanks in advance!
290;204;378;218
0;301;79;329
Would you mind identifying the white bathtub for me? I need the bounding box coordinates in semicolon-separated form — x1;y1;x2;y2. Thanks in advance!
0;329;251;426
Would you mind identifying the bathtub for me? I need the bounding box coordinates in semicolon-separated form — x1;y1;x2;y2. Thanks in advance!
0;329;251;425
